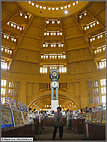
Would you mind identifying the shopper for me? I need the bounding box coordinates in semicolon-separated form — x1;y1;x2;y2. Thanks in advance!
89;108;92;112
52;107;63;140
26;108;35;130
66;109;70;129
80;109;83;114
85;106;90;113
27;108;33;123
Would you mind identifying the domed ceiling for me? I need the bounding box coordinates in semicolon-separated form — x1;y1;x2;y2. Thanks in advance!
18;1;89;18
1;1;106;75
1;1;106;109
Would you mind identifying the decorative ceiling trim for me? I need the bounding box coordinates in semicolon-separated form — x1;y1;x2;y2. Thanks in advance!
17;1;89;18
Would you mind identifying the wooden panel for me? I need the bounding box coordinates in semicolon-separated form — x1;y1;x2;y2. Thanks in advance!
67;48;92;62
2;2;21;26
68;60;96;74
86;2;105;17
63;26;82;39
90;37;106;47
14;48;40;63
41;59;66;64
27;82;33;99
85;25;104;36
19;37;42;51
71;119;85;133
31;17;45;28
2;38;17;49
2;124;35;137
59;83;68;92
42;117;66;126
39;83;48;92
26;26;43;38
10;60;39;75
96;10;105;26
44;36;62;42
46;25;60;31
62;16;77;29
84;122;105;140
65;37;89;51
26;82;39;105
74;82;80;97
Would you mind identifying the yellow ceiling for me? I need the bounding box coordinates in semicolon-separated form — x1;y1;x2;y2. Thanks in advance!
1;1;106;108
17;1;89;18
1;1;106;74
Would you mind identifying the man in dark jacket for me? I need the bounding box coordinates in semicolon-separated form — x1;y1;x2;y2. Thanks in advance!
52;107;63;140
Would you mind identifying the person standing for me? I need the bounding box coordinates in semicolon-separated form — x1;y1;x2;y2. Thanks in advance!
52;107;63;140
27;108;33;124
85;106;90;113
66;109;70;129
26;108;35;131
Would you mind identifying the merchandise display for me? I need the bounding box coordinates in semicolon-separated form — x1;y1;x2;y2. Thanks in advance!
85;113;92;122
17;101;28;112
84;110;106;140
12;110;24;126
92;111;102;123
1;107;14;128
71;109;106;124
22;111;29;124
3;97;11;108
1;98;29;128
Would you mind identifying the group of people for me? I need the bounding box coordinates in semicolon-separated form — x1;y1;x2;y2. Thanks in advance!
81;105;104;113
52;105;104;140
27;105;104;140
28;107;67;140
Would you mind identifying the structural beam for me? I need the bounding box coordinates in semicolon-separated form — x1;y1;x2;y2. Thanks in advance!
73;14;98;72
85;8;105;30
10;15;34;70
2;8;23;28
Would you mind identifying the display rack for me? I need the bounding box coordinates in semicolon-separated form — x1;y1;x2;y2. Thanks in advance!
85;112;92;122
1;97;29;128
12;109;24;126
1;107;14;128
76;110;106;123
17;101;29;112
92;111;102;123
21;111;29;124
84;110;106;140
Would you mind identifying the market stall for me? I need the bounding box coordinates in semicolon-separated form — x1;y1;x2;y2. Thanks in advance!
1;97;35;137
84;110;105;140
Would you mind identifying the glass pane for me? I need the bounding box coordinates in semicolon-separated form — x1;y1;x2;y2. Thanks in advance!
22;112;29;124
13;110;23;126
1;108;12;125
1;88;6;95
102;96;106;104
92;112;102;122
1;80;7;87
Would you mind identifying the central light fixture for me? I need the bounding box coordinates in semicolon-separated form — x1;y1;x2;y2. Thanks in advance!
64;10;68;14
